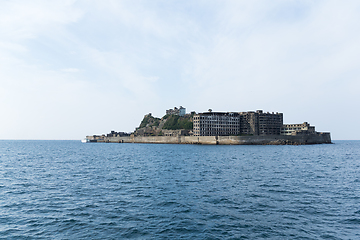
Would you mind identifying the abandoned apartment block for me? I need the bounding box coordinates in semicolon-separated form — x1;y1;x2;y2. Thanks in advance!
193;109;316;137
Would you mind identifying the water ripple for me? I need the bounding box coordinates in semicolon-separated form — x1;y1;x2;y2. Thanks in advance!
0;140;359;239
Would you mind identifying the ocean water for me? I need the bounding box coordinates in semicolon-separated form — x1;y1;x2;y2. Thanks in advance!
0;140;359;239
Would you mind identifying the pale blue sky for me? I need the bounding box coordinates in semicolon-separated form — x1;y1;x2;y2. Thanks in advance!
1;0;359;140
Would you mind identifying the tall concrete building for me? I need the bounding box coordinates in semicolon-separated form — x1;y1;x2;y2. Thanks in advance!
239;111;258;135
193;112;240;136
240;110;283;136
194;110;283;136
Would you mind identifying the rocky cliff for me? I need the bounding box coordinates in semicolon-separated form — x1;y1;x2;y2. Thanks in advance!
133;113;193;136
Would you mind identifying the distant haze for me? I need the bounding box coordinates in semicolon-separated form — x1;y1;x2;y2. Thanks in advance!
1;1;359;140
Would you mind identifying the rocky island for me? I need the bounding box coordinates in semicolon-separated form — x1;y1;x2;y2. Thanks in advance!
85;106;331;145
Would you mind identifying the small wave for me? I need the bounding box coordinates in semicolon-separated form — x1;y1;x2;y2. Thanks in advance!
207;197;236;205
340;218;360;224
1;140;360;239
121;227;149;239
259;183;281;188
156;201;178;207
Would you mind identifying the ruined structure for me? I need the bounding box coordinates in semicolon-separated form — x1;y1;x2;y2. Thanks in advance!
194;110;283;136
85;106;331;145
281;122;315;135
240;110;283;135
193;112;240;136
166;106;186;117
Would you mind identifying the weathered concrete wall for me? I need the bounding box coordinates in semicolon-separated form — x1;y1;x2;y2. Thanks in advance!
93;132;331;145
132;136;180;144
217;133;331;145
182;136;217;145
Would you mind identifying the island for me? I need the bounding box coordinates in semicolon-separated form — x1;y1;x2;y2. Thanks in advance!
84;106;331;145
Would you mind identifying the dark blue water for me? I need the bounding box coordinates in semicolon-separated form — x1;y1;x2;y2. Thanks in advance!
0;140;359;239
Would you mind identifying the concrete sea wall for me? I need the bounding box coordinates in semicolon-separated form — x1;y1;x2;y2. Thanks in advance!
91;132;331;145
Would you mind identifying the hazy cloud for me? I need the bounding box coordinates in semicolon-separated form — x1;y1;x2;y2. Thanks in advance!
0;0;359;139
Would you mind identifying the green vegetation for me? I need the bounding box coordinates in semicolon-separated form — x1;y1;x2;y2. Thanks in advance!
136;113;193;136
152;118;160;127
163;115;193;130
138;114;161;129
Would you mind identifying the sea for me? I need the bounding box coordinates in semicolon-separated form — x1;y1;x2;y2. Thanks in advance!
0;140;359;239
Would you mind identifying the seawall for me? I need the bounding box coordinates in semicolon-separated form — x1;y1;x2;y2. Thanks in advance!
89;132;331;145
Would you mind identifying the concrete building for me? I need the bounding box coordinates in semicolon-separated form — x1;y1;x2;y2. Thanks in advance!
194;109;283;137
281;122;315;135
239;110;283;135
239;111;258;135
193;112;240;136
166;106;186;117
239;110;283;136
107;131;131;137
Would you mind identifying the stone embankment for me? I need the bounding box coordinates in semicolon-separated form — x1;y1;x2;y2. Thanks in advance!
87;132;331;145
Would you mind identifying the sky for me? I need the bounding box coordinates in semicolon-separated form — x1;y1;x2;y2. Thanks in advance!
1;0;359;140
